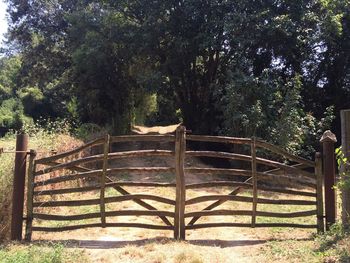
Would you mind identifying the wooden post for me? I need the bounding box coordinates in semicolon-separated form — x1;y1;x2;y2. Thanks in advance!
25;150;37;241
100;134;110;227
341;110;350;228
174;126;186;240
11;134;28;241
251;137;258;227
320;130;337;230
315;152;325;233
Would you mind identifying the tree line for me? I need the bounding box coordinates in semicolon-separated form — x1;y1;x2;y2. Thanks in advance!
0;0;349;157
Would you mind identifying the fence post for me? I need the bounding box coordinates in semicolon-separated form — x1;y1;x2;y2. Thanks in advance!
11;134;29;241
315;152;325;233
25;150;37;241
100;134;110;228
251;137;258;228
320;130;337;230
174;126;186;240
340;109;350;228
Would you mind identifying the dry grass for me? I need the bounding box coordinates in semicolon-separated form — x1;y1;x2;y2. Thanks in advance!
0;132;83;241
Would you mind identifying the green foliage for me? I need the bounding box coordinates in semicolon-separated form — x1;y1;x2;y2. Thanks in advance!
217;70;335;156
335;147;350;191
0;56;21;100
73;123;105;140
17;86;44;115
0;99;32;131
2;0;348;157
0;243;88;263
315;223;350;262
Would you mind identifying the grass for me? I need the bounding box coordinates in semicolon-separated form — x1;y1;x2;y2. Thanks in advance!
0;242;89;263
259;223;350;263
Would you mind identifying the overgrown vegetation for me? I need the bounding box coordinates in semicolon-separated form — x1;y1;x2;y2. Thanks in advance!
0;121;83;240
0;243;89;263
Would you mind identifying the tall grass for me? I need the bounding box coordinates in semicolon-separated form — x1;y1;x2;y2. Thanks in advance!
0;120;84;241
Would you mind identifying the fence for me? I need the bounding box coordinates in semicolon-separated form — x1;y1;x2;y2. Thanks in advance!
8;127;337;241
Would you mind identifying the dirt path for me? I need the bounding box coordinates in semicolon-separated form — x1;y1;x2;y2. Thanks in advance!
32;141;315;263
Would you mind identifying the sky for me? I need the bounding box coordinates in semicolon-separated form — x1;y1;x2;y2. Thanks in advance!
0;0;8;44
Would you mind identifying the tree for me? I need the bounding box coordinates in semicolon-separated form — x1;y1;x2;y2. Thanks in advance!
3;0;344;154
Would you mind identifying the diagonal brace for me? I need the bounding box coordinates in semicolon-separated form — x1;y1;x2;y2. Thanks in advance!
45;161;173;226
187;177;252;226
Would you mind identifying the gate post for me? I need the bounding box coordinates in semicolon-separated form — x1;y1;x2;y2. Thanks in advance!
320;130;337;230
340;109;350;228
174;126;186;240
25;150;37;241
315;152;324;233
11;134;29;241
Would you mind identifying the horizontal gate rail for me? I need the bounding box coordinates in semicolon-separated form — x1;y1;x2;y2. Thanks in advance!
257;186;317;197
34;167;175;185
255;140;315;167
184;209;317;218
186;135;251;145
33;223;174;232
185;195;316;206
36;137;105;164
186;151;314;179
257;172;316;189
185;168;252;177
185;181;252;189
111;134;175;143
186;223;318;230
34;182;177;196
33;210;175;221
34;171;101;187
35;152;174;176
34;194;176;207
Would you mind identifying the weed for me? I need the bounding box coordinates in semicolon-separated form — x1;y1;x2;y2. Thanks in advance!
0;243;88;263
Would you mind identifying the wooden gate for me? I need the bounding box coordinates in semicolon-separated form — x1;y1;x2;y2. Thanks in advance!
24;126;323;241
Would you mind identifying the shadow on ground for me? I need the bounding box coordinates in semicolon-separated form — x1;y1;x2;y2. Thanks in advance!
29;236;313;249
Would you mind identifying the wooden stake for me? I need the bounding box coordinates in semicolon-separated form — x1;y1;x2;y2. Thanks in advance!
100;134;110;227
315;152;325;233
11;134;28;241
251;137;258;227
320;130;337;230
174;126;186;240
25;150;37;241
341;110;350;228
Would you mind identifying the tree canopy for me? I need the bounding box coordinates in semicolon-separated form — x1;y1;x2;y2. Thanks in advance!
1;0;349;155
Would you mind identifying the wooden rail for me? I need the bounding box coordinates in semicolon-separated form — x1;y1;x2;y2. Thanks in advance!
186;223;318;230
33;223;174;232
33;194;176;207
111;134;175;143
25;126;323;241
36;137;104;164
33;210;175;221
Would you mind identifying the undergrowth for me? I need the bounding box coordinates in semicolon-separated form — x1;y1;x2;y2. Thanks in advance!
0;120;84;241
0;242;89;263
315;223;350;263
263;223;350;263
